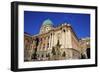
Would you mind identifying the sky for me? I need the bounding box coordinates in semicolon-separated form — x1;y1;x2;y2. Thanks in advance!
24;11;90;39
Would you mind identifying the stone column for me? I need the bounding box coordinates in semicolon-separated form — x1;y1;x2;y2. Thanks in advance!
48;35;50;50
51;33;53;49
50;33;52;49
52;32;54;47
41;38;43;51
45;37;47;51
62;30;65;49
64;31;65;49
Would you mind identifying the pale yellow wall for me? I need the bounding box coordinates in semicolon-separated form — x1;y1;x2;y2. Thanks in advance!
70;29;81;52
66;28;72;48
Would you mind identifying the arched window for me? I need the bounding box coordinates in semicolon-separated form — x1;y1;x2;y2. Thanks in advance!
62;51;66;57
86;48;90;59
47;43;49;48
41;38;42;41
63;29;66;32
42;54;44;58
43;44;45;49
51;33;52;36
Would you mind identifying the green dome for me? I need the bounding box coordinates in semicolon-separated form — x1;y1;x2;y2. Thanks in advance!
43;19;53;26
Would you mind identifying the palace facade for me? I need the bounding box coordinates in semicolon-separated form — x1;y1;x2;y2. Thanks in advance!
24;19;90;61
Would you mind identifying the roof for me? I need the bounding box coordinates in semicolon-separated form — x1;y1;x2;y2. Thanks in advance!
42;19;53;26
